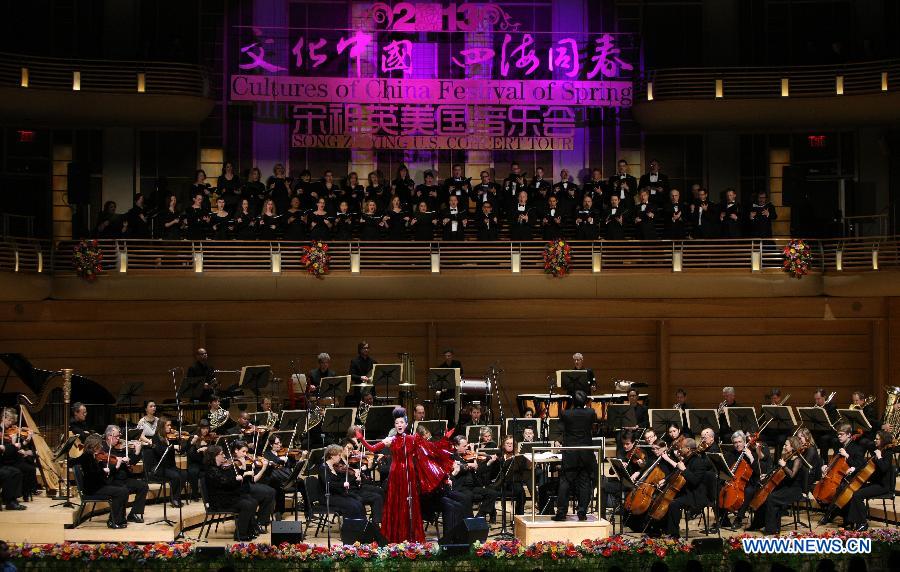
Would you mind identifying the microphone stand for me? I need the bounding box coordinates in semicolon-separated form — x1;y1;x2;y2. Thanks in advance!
148;444;175;526
323;462;332;549
171;367;186;539
403;431;414;541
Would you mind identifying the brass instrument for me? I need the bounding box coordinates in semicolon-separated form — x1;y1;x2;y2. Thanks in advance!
209;407;230;431
262;410;279;431
357;401;371;424
398;352;416;411
883;387;900;437
849;396;875;410
816;391;837;409
717;400;728;416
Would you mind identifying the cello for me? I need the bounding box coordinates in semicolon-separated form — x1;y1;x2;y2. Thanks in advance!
647;440;711;521
830;443;898;511
718;432;762;512
812;430;863;505
624;455;666;516
749;443;805;511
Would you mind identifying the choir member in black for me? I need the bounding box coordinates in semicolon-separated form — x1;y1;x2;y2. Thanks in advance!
623;388;649;430
100;425;148;523
190;169;213;211
186;419;214;500
841;431;894;531
218;162;242;214
471;171;502;213
157;195;183;240
661;438;707;537
552;392;598;521
818;424;868;525
257;198;280;240
266;163;291;214
333;201;354;240
440;195;467;240
509;191;533;241
663;189;688;239
126;194;151;238
850;391;879;452
633;189;657;240
475;201;500;241
689;187;718;239
811;388;839;458
410;201;437;241
414;171;441;211
69;402;93;442
184;192;211;240
318;444;366;519
234;198;257;239
385;196;410;240
203;445;260;541
391;165;416;205
243;167;267;213
282;196;308;241
719;188;742;237
0;408;35;502
608;159;638;205
359;200;384;240
748;191;778;238
231;441;276;529
540;195;563;240
717;387;739;442
503;165;527;212
746;437;807;534
72;435;129;526
530;167;552;200
96;201;128;238
344;172;366;212
583;168;608;208
309;197;333;240
365;171;390;212
555;170;580;220
719;431;765;529
638;160;670;204
443;164;471;208
146;417;186;507
602;430;646;513
292;169;315;209
319;170;341;212
575;196;600;240
604;195;627;240
187;347;216;401
340;440;386;523
450;436;498;520
210;197;233;240
349;342;376;406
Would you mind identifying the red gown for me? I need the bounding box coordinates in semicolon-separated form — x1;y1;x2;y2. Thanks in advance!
360;432;454;543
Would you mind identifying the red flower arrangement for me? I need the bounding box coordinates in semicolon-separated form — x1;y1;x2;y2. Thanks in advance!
72;239;103;282
543;239;571;277
301;241;330;278
783;239;812;279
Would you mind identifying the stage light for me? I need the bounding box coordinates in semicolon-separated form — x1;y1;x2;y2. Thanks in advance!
351;250;360;273
646;81;653;101
117;251;128;273
872;249;879;271
13;251;19;272
836;76;844;95
715;79;723;98
882;72;889;91
20;67;28;87
672;249;683;272
37;252;43;273
271;252;282;274
781;78;789;97
193;251;203;273
592;252;601;273
511;250;521;273
431;251;440;273
751;250;761;272
72;71;81;91
137;72;146;93
835;249;843;271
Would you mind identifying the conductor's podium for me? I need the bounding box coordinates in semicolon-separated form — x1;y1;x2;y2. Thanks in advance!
514;514;612;544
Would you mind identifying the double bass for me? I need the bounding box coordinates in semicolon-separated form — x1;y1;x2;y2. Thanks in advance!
647;440;711;521
812;431;862;505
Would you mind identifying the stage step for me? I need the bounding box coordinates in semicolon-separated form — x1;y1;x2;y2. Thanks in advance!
514;514;611;544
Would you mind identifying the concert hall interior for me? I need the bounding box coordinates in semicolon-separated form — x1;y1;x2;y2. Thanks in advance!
3;1;900;570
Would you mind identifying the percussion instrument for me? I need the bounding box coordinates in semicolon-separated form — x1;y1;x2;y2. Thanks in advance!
460;378;491;396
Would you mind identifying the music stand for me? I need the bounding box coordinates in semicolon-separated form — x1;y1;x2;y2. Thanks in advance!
239;365;271;408
838;409;872;433
687;409;720;434
650;409;683;434
428;368;459;420
547;419;563;443
609;458;637;490
797;407;836;432
116;382;144;417
302;448;325;477
726;407;760;435
606;404;637;430
363;405;397;440
505;418;540;442
518;441;551;455
179;377;206;403
413;420;447;440
760;405;796;432
708;452;733;481
322;408;356;438
279;410;307;433
372;364;402;401
320;376;350;405
556;370;590;395
248;412;270;426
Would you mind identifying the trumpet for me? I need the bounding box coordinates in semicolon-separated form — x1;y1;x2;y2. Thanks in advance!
717;400;728;416
672;403;683;410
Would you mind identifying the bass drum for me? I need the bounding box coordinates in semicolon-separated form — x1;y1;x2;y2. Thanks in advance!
460;378;491;396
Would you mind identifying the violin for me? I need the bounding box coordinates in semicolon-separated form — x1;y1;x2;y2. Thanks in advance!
3;425;31;442
461;451;489;462
95;449;129;465
274;446;306;460
196;432;219;446
626;446;646;465
166;429;190;441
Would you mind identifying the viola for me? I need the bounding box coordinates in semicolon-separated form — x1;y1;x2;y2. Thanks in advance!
166;430;190;441
4;425;32;441
461;451;489;462
95;449;128;465
626;446;646;466
648;440;711;521
813;431;863;505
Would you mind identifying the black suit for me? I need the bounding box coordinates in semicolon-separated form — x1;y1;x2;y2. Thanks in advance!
508;204;533;240
663;201;688;239
608;174;638;204
633;202;657;240
307;367;337;399
349;355;376;405
749;201;778;238
690;201;719;239
440;207;467;240
663;454;706;537
476;211;500;241
638;173;670;203
555;407;598;517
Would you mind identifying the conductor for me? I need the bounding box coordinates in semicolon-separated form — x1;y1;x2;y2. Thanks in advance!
552;391;598;521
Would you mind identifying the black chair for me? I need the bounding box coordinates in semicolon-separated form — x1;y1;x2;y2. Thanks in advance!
865;492;898;526
195;476;239;541
303;475;341;536
790;472;814;531
141;448;175;526
71;464;114;527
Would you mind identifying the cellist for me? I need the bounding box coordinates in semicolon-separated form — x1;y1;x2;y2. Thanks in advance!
603;430;647;515
818;424;866;525
718;430;762;529
838;431;894;532
660;438;707;538
746;436;807;534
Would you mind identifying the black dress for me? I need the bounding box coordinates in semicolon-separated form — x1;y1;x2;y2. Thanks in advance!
386;210;410;240
258;214;281;240
126;206;151;238
210;212;233;240
359;213;384;240
282;209;308;241
243;181;267;213
308;212;332;240
266;177;291;214
157;209;182;240
234;210;257;240
333;212;354;240
184;207;210;240
411;212;436;241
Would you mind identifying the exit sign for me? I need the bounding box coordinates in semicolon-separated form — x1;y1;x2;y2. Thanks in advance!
807;135;827;148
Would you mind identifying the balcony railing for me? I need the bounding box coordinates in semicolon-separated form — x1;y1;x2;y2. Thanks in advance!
639;59;899;101
0;52;209;97
0;236;890;275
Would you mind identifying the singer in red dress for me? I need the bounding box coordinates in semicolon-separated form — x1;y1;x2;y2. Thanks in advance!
357;408;454;543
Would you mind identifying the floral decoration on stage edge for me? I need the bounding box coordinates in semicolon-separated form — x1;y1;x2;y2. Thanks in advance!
301;241;330;278
783;238;812;279
72;239;103;282
543;239;571;277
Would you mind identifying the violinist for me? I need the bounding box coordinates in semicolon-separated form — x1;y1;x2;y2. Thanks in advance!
71;434;128;527
665;424;685;447
100;425;147;524
187;419;215;499
450;435;498;521
840;431;894;531
746;436;806;534
345;425;382;483
719;431;763;529
1;408;37;502
698;428;721;511
603;430;646;514
202;445;260;542
818;424;867;525
0;415;26;510
318;444;365;519
660;437;708;538
485;435;528;516
230;441;275;530
261;435;295;521
146;417;187;508
340;439;385;524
